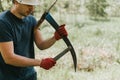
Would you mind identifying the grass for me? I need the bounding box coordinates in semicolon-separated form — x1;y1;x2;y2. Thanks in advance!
35;14;120;80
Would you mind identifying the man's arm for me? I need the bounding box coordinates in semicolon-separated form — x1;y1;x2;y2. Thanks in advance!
0;41;41;67
34;29;57;50
34;24;68;50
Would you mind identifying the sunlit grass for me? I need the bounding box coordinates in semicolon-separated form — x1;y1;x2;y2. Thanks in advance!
35;14;120;80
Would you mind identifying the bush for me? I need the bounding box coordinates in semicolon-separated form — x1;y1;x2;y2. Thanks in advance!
86;0;109;20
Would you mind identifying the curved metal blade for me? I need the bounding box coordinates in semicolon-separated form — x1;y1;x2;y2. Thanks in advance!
45;13;77;71
63;37;77;71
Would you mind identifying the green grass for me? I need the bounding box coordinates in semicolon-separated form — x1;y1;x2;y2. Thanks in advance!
35;14;120;80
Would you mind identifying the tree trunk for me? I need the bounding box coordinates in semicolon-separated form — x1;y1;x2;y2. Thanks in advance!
0;0;4;12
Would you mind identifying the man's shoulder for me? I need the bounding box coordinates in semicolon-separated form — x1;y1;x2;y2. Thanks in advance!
0;10;9;19
25;15;37;26
0;10;10;23
26;15;36;21
0;11;12;29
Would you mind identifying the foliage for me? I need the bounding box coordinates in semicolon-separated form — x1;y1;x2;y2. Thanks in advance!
0;0;120;80
0;0;120;18
0;0;12;12
36;15;120;80
0;0;4;12
85;0;109;20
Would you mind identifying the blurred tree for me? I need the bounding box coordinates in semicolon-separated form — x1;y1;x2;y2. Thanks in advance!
86;0;109;20
0;0;4;12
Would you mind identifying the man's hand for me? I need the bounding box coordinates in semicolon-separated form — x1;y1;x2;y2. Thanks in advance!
40;58;56;70
54;24;68;40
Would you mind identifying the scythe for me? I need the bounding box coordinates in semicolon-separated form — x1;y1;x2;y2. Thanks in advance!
35;0;77;71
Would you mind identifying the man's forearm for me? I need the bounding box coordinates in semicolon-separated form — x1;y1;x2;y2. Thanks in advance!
37;36;56;50
5;53;41;67
34;29;57;50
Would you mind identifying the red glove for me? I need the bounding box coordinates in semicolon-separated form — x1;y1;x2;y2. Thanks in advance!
54;24;68;40
40;58;56;70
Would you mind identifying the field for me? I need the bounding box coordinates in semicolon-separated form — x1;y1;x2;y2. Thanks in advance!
0;0;120;80
35;14;120;80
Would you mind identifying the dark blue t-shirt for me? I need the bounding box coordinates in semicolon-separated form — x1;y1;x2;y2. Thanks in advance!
0;10;37;80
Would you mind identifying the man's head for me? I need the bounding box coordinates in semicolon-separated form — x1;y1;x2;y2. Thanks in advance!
12;0;39;5
11;0;39;18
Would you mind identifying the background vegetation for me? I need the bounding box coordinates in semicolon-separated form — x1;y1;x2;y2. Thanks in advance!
1;0;120;80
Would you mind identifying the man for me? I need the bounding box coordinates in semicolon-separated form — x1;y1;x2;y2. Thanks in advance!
0;0;68;80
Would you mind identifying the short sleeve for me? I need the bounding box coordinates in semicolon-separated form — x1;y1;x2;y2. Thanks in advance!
28;15;37;27
32;16;37;27
0;20;13;42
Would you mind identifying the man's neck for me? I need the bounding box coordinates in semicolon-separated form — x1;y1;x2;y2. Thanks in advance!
10;8;24;19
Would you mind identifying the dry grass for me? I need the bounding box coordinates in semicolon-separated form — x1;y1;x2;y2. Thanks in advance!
35;14;120;80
